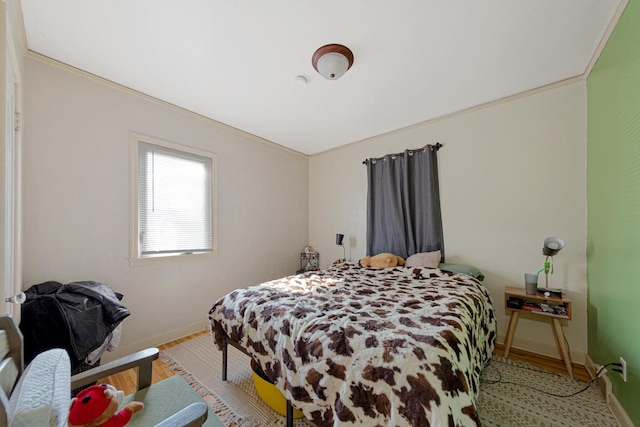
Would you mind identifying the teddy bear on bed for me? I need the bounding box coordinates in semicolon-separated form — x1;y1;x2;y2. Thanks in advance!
68;383;144;427
359;253;405;268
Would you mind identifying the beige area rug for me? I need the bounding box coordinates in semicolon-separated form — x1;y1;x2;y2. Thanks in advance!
160;334;619;427
160;334;314;427
478;357;618;427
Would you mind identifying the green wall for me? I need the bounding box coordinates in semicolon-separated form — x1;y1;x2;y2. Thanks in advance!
587;0;640;423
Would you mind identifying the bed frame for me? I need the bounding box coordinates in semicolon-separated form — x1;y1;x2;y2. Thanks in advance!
218;326;295;427
210;264;496;427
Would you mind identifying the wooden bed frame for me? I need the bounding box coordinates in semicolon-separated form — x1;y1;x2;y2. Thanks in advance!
218;326;295;427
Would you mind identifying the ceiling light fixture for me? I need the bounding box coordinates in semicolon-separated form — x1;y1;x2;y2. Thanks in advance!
312;44;354;80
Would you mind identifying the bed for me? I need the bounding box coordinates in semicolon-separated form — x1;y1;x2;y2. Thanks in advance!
208;262;496;427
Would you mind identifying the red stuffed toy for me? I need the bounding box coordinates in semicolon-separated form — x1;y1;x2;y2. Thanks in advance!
68;384;144;427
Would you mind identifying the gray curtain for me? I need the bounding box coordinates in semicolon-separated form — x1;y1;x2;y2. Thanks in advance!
366;144;444;260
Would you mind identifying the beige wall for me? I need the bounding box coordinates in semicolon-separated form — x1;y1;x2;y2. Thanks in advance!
309;81;588;361
22;57;309;358
20;50;588;361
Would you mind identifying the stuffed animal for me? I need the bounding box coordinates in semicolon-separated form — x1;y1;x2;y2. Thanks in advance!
68;384;144;427
359;253;405;268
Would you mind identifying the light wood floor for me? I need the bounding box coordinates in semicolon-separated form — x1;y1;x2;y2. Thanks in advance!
100;333;589;397
97;330;210;394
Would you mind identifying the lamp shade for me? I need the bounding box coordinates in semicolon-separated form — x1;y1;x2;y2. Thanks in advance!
542;237;565;256
312;44;354;80
336;234;344;246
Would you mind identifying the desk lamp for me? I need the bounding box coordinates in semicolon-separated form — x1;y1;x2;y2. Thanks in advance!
336;233;346;262
541;237;565;287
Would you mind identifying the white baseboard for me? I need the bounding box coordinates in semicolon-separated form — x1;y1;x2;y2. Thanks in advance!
585;354;612;402
585;354;634;427
100;320;209;363
610;394;634;427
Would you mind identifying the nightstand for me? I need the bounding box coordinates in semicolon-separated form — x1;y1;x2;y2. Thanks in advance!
503;286;574;379
297;251;319;274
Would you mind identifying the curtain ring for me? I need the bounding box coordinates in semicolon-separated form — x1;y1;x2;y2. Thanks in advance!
391;155;396;160
408;151;414;156
371;159;377;164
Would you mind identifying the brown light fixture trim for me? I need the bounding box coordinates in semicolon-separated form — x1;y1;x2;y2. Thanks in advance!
312;44;354;79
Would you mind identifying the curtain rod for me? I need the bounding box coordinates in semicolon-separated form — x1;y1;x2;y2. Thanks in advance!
362;142;442;165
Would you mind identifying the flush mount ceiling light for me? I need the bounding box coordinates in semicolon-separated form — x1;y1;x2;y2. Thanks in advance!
312;44;354;80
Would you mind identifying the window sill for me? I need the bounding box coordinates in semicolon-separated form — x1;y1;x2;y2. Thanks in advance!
129;251;217;267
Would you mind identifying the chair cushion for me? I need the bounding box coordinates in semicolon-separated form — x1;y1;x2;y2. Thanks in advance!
8;348;70;427
123;375;223;427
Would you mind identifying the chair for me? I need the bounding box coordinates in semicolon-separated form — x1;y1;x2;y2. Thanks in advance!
0;315;222;427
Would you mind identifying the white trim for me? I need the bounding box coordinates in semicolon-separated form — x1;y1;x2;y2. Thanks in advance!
26;51;307;159
129;132;218;267
129;251;218;268
584;0;630;78
100;320;209;363
585;354;612;402
0;0;9;316
309;1;632;159
4;11;20;86
609;392;634;427
313;75;585;158
0;0;22;322
585;354;634;427
7;28;20;322
3;71;15;314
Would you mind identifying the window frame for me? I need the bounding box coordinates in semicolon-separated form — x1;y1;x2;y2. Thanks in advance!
129;132;218;266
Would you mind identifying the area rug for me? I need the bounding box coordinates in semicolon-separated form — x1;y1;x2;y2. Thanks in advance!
160;334;313;427
160;334;619;427
478;357;618;426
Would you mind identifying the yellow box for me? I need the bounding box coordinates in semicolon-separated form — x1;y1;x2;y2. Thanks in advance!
250;359;304;419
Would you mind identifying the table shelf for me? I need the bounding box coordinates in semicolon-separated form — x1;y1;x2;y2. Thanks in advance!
503;286;574;378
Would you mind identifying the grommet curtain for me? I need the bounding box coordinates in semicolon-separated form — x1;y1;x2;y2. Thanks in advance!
365;144;444;260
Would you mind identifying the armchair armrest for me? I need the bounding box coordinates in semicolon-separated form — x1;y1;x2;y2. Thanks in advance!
70;348;159;391
153;402;208;427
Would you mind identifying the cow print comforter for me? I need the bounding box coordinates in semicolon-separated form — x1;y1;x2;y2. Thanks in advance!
209;262;496;427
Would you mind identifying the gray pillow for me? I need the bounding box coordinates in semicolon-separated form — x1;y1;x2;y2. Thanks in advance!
438;263;485;281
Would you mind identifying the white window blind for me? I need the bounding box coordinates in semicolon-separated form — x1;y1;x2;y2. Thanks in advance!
138;141;213;256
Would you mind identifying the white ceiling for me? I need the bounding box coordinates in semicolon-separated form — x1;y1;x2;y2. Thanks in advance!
19;1;622;155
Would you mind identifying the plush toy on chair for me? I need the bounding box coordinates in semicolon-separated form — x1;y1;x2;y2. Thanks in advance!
359;253;405;268
68;384;144;427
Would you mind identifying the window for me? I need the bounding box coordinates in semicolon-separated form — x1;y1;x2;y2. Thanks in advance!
130;133;217;265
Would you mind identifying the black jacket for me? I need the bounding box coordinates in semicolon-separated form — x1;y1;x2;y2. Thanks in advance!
20;280;130;371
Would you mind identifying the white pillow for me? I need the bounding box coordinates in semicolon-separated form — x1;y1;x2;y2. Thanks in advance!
8;348;70;427
405;250;441;268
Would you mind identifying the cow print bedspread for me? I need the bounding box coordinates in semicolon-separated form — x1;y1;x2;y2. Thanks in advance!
208;262;496;427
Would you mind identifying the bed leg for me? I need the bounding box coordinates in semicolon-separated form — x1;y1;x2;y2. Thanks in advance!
222;337;228;381
286;400;293;427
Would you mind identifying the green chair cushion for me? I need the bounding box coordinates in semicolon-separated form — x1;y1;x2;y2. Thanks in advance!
123;375;223;427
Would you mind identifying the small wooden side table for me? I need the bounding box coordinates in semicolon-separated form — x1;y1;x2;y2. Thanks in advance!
503;286;574;379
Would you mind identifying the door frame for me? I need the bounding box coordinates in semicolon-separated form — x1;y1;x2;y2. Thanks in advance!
1;2;23;320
